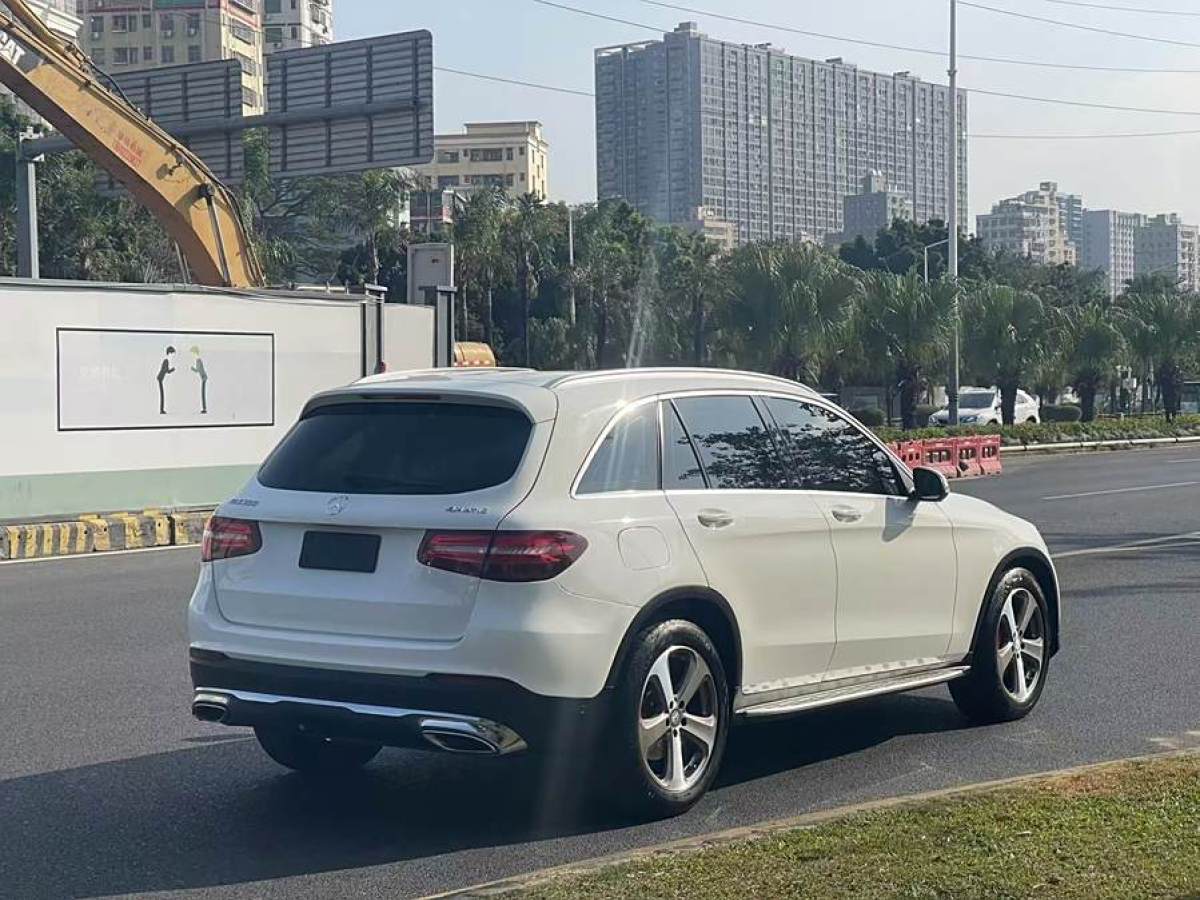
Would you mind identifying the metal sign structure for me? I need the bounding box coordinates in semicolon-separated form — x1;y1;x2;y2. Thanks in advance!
267;30;434;179
103;59;247;184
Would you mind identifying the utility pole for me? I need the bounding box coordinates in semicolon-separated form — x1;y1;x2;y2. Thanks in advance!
567;206;577;325
947;0;961;426
16;129;41;279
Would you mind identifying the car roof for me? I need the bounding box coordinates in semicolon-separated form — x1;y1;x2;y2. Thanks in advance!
312;367;821;422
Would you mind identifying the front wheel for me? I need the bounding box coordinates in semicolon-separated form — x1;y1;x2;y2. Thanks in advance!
254;725;381;774
609;619;730;819
951;568;1050;723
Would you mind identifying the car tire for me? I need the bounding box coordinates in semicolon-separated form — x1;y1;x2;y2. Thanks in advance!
951;568;1050;724
1026;417;1038;424
609;619;730;820
254;725;382;774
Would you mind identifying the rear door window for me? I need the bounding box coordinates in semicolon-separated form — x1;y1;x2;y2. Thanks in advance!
577;402;661;494
672;395;785;490
764;397;906;496
258;402;532;495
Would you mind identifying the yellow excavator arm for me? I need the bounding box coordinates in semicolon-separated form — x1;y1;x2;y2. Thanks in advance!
0;0;264;287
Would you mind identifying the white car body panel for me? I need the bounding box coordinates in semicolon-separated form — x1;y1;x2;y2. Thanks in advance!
188;367;1057;712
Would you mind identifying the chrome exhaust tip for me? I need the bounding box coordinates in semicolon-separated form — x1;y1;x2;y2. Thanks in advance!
417;717;527;756
192;691;231;724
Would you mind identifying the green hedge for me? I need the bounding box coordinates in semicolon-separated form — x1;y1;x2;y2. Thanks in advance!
875;415;1200;447
1041;404;1083;423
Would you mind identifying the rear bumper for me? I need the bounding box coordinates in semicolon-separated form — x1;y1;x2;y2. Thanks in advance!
189;651;612;753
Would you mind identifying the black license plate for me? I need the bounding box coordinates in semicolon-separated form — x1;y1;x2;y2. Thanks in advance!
299;532;381;573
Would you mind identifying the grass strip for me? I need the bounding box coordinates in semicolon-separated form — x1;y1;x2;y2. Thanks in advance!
511;755;1200;900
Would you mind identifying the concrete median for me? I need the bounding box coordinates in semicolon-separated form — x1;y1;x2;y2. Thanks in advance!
0;509;212;561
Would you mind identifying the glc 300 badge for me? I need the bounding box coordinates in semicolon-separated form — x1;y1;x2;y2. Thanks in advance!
446;505;489;515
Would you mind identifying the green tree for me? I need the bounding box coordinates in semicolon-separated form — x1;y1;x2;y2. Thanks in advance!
1063;303;1125;422
503;193;553;365
453;187;507;344
721;242;861;382
962;284;1046;424
855;271;955;429
657;229;726;365
1119;292;1200;420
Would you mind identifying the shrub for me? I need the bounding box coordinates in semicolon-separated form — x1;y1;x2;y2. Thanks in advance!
874;414;1200;447
1042;404;1083;423
851;407;886;427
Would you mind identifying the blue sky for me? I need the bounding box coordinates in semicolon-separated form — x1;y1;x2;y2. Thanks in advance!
338;0;1200;224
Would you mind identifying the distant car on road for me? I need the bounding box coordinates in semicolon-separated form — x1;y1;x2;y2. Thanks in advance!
929;387;1040;426
188;368;1060;818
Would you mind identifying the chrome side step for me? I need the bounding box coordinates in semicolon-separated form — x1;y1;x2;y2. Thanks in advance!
737;666;970;719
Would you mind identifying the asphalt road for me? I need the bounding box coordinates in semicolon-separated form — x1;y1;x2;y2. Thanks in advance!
3;444;1200;899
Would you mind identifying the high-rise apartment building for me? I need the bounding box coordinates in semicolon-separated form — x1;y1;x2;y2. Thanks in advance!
594;22;967;245
1135;213;1200;292
1081;209;1143;298
264;0;333;53
79;0;264;113
835;170;914;245
977;181;1077;266
1057;191;1084;246
1;0;82;117
413;122;550;200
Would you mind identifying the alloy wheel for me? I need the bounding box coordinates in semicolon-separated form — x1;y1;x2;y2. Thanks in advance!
637;645;719;793
996;587;1046;703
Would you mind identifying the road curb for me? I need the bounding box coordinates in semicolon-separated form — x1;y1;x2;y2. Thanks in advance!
0;509;213;561
1002;435;1200;454
425;749;1200;899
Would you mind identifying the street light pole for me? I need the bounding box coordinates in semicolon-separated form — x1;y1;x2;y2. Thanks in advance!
947;0;961;426
923;238;950;284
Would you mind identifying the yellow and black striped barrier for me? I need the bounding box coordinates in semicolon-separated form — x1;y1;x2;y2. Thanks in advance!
1;509;213;561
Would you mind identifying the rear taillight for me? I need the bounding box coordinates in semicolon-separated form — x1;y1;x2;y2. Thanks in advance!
418;530;588;582
201;516;262;562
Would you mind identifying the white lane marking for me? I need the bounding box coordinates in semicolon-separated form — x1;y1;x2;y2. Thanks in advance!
0;544;197;567
1166;458;1200;464
1054;531;1200;560
1042;480;1200;501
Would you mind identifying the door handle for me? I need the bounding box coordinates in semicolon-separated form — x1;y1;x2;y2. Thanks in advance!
697;509;735;529
830;505;863;524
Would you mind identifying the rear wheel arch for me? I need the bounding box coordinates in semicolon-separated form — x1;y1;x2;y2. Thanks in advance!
604;587;743;697
969;549;1060;660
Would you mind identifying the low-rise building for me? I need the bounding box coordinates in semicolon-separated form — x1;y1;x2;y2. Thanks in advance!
977;181;1077;266
412;121;550;201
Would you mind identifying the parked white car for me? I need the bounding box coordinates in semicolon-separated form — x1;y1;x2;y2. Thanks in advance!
929;388;1040;426
189;368;1060;817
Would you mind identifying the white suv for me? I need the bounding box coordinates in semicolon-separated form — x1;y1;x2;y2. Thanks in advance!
929;388;1040;426
189;368;1060;817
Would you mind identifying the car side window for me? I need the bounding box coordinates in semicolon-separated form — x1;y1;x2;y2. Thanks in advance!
663;402;707;489
671;395;785;490
577;402;660;494
764;397;906;497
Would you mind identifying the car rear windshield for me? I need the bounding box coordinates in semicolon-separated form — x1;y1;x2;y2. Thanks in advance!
258;401;532;495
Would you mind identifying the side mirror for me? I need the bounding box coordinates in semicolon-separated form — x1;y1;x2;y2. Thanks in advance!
912;466;950;502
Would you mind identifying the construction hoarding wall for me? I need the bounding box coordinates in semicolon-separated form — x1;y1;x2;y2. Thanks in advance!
0;281;434;521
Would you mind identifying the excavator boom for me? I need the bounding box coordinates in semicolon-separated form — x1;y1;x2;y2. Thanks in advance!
0;1;264;288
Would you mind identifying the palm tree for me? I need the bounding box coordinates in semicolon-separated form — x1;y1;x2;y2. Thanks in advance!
962;284;1046;424
721;242;861;382
1062;302;1125;422
504;193;550;366
658;231;727;365
452;187;506;344
1118;292;1200;420
855;272;955;429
